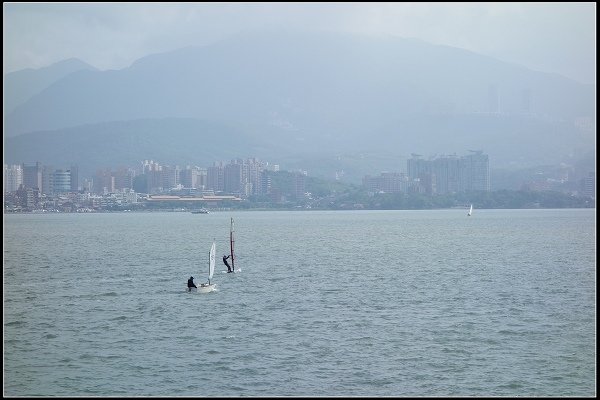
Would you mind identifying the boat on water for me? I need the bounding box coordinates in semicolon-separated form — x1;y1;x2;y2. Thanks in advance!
191;209;209;214
467;204;473;216
191;240;216;293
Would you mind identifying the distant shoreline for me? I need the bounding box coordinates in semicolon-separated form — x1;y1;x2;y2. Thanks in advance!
4;206;595;215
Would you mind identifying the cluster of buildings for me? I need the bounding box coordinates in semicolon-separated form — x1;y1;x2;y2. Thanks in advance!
4;157;308;212
363;151;490;194
5;149;594;212
1;150;494;211
131;158;283;197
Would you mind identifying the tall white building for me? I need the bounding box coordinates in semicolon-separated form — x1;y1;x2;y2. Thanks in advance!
4;164;23;193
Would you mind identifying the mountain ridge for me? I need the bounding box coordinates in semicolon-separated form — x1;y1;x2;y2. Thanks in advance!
3;29;594;182
4;58;97;115
5;30;594;136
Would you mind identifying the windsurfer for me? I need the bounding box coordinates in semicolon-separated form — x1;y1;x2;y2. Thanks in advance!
223;255;232;273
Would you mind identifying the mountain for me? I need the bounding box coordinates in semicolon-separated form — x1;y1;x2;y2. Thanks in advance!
4;58;97;115
3;118;268;179
5;31;594;135
3;30;595;180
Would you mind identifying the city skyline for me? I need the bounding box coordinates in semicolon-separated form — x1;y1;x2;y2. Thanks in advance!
7;150;492;196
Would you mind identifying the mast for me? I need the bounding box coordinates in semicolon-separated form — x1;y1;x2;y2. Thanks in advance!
230;217;235;271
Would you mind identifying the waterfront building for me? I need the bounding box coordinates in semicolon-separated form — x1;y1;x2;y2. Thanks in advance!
460;150;490;192
113;167;135;191
224;162;243;195
583;172;595;197
70;165;79;192
4;164;23;193
363;172;408;193
22;162;42;191
407;154;431;180
433;155;461;194
52;169;72;193
180;166;206;189
207;162;224;192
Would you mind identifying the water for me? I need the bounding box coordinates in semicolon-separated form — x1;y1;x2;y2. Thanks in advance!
3;209;596;396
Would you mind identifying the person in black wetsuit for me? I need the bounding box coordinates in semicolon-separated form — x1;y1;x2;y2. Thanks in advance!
223;255;232;273
187;276;197;291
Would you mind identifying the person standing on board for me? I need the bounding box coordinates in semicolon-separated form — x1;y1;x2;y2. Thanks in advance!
223;255;232;273
187;276;197;291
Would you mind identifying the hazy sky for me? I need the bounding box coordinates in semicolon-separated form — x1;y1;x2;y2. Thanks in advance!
3;2;596;84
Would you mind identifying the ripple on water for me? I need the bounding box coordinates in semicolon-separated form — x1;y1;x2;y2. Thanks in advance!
3;210;596;397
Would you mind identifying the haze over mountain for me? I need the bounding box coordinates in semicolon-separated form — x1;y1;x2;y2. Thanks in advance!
4;58;97;116
5;118;268;179
4;30;595;181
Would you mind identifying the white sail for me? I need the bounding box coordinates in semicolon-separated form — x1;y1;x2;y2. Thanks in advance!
468;204;473;216
209;241;216;280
